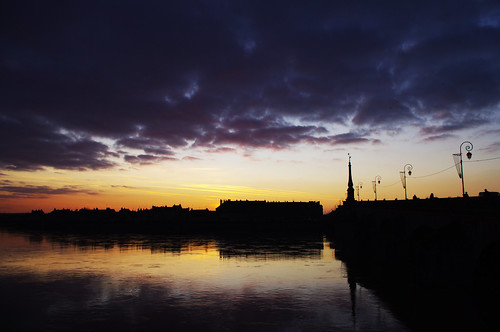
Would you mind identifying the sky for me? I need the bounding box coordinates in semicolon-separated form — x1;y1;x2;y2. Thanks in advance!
1;0;500;213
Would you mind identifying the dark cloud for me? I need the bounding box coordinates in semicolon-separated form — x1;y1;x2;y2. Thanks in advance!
352;97;417;127
1;0;499;170
327;133;377;145
306;132;379;146
197;114;329;149
0;115;116;170
116;137;175;156
0;184;99;198
420;117;488;136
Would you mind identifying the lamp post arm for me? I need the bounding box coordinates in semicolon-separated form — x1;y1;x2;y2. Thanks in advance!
402;164;413;200
459;141;473;197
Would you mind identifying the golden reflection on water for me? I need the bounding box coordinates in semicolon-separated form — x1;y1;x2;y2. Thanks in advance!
0;232;343;292
0;231;409;331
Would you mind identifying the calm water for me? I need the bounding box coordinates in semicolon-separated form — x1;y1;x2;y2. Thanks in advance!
0;230;408;331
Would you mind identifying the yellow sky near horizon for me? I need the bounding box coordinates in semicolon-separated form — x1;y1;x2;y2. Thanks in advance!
1;137;499;214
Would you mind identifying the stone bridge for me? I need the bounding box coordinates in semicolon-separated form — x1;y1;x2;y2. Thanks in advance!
330;196;500;329
332;196;500;293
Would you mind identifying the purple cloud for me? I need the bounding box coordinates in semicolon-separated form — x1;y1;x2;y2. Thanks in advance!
0;1;499;170
420;118;488;136
421;134;456;142
0;184;99;198
0;115;116;170
483;141;500;153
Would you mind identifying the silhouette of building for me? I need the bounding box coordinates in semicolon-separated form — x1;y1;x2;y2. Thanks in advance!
479;189;499;197
345;154;355;204
216;199;323;221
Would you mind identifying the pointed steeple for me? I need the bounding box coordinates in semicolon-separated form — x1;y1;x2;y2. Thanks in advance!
346;154;355;204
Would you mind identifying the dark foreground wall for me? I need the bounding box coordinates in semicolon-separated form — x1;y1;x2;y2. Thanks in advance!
331;196;500;331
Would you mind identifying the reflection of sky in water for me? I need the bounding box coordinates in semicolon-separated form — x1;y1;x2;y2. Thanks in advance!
0;231;408;331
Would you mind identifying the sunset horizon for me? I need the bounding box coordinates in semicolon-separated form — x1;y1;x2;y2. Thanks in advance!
2;1;499;213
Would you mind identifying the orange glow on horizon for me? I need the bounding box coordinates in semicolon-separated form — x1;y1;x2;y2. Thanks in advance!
1;142;499;214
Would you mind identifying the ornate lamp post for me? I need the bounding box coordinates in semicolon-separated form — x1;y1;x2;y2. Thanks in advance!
400;164;413;200
453;141;473;197
372;175;381;200
355;182;363;201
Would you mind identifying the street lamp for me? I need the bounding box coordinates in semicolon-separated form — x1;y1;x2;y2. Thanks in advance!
355;182;363;201
372;175;381;200
453;141;473;197
400;164;413;200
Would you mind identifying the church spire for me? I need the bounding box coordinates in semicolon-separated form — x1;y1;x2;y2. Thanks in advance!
346;154;355;204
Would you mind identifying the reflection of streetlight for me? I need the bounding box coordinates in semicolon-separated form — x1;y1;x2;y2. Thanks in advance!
453;141;473;197
372;175;381;200
355;182;363;201
400;164;413;200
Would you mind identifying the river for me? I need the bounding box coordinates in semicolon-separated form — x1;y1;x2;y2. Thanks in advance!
0;230;408;331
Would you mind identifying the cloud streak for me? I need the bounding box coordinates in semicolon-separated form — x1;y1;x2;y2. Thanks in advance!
0;184;100;199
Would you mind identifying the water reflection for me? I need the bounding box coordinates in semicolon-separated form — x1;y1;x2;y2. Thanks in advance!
0;231;408;331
